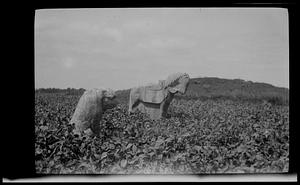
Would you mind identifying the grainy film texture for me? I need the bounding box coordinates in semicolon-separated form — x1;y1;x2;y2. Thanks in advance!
35;8;289;174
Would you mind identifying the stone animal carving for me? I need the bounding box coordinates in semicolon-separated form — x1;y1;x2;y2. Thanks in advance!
128;72;190;120
69;88;118;136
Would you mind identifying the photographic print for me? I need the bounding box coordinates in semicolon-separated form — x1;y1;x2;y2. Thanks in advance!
35;8;289;174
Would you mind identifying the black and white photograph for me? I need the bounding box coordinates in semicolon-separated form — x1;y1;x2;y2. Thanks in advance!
33;8;290;177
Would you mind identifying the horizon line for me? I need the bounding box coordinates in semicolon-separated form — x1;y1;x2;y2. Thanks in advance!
35;76;289;91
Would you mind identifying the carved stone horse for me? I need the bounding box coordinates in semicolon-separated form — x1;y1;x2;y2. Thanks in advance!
128;72;190;120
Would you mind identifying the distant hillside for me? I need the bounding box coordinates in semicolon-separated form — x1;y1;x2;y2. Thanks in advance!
176;77;289;105
35;77;289;105
115;77;289;105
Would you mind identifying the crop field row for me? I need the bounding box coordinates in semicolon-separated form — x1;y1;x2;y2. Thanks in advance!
35;93;289;174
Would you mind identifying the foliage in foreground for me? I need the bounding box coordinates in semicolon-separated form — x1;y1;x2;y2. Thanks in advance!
35;93;289;174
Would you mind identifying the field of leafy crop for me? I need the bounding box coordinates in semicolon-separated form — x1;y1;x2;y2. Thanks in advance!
35;92;289;174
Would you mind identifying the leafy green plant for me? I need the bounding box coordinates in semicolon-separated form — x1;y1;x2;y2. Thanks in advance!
35;92;289;174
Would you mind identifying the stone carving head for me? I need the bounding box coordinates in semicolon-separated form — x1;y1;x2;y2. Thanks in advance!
164;72;190;95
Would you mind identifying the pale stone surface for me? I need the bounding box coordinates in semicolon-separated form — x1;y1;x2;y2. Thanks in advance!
69;88;118;136
129;73;190;120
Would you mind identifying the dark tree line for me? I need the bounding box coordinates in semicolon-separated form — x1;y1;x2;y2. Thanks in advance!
35;88;86;95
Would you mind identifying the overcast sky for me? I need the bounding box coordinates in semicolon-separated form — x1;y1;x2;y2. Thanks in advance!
35;8;289;90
